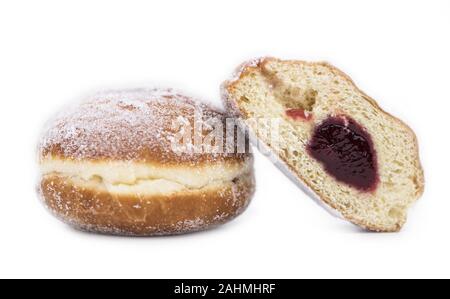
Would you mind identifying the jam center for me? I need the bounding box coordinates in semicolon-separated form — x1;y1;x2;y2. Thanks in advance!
306;116;379;192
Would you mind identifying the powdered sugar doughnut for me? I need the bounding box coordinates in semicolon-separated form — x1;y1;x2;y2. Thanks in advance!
37;89;255;236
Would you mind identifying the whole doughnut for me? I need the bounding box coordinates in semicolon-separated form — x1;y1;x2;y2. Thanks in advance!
37;89;255;236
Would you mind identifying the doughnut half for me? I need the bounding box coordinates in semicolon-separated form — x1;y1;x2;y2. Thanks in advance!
222;58;424;232
38;89;255;236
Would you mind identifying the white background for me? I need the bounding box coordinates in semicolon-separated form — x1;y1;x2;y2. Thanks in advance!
0;0;448;279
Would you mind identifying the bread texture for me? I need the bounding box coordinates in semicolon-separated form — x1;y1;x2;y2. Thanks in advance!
38;89;255;236
222;58;424;232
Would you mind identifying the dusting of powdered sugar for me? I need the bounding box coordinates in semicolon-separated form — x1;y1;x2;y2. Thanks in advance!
228;57;266;84
39;88;245;165
220;57;267;118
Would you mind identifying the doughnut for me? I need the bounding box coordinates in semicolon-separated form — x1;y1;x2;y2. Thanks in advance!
37;89;255;236
222;57;424;232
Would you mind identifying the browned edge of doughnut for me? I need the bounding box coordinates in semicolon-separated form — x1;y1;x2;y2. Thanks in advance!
38;170;255;236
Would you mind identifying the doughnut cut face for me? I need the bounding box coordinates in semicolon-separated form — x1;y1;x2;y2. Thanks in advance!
37;89;255;236
223;58;424;232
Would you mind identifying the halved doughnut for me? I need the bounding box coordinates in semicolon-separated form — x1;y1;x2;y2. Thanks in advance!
222;58;424;232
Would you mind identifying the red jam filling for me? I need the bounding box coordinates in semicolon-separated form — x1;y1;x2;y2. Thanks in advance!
286;108;312;121
306;115;379;192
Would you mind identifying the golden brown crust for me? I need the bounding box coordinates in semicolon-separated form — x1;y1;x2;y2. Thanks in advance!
39;89;248;166
39;172;255;236
223;57;424;232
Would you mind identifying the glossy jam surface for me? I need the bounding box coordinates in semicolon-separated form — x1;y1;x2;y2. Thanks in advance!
307;116;378;192
286;108;312;121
